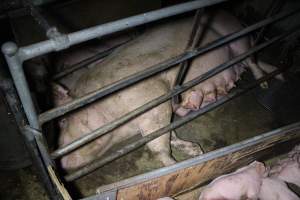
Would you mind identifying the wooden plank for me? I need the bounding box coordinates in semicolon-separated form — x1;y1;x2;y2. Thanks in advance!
117;133;300;199
95;123;300;200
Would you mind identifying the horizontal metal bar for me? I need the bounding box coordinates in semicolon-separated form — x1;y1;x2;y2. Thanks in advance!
39;8;300;125
17;0;228;61
50;23;296;159
52;39;132;80
64;67;285;182
93;121;300;197
64;26;300;181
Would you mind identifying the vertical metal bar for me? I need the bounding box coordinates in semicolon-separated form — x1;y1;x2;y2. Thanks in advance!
1;42;40;129
22;0;63;39
0;78;63;200
173;9;205;104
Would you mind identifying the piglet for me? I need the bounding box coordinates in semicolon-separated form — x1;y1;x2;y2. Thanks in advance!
270;144;300;187
198;161;266;200
258;177;300;200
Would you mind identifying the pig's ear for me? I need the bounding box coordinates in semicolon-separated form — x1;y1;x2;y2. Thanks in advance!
52;82;73;106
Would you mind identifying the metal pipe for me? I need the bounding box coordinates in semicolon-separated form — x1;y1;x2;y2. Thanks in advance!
0;79;62;200
92;121;300;198
50;21;298;159
52;39;132;80
253;0;285;46
173;9;206;104
63;27;300;181
22;0;63;39
39;8;300;125
1;45;57;195
17;0;228;61
1;42;40;129
65;67;285;182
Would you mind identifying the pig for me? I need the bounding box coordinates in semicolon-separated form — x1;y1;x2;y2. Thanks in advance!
157;198;175;200
174;9;283;116
198;161;267;200
54;10;279;170
269;144;300;187
258;177;300;200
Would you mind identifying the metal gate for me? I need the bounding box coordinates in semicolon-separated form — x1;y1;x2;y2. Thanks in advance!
2;0;300;199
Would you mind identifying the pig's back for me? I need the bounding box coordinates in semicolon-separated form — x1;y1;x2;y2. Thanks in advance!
72;17;193;97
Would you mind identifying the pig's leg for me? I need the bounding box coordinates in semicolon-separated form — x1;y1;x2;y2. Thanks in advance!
257;60;285;81
171;131;203;156
244;59;268;88
137;102;176;166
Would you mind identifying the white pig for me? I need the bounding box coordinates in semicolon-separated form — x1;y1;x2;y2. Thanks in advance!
54;10;279;170
198;161;267;200
258;177;300;200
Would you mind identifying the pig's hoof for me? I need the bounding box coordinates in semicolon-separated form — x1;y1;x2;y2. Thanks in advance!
157;154;177;166
171;139;203;157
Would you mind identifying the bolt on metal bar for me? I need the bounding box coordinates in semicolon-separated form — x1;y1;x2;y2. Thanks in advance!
64;68;285;182
17;0;228;61
63;27;300;181
39;8;300;125
50;20;298;159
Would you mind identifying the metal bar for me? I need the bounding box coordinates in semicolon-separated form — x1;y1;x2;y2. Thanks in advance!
23;0;51;31
50;21;298;160
63;27;299;181
52;39;132;80
65;67;285;182
22;0;63;39
39;8;300;125
0;79;62;200
1;42;40;129
1;43;59;197
22;127;66;200
173;9;203;104
253;0;285;46
93;121;300;198
17;0;228;61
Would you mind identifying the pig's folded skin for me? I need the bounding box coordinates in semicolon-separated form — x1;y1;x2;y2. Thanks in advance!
54;10;281;171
